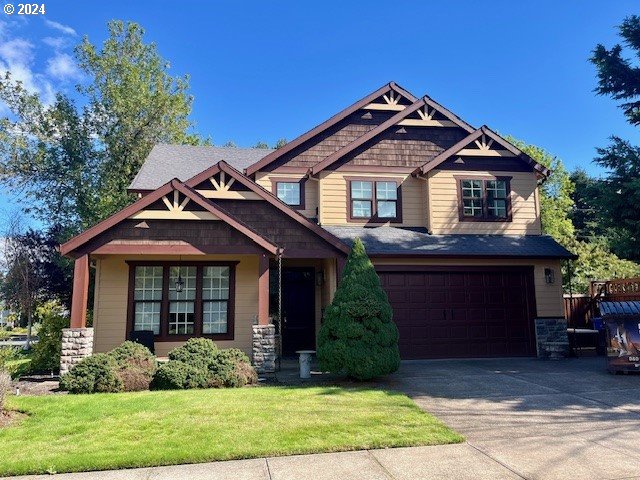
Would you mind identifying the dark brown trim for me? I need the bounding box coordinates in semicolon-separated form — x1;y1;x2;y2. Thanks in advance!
186;161;350;254
245;82;418;176
345;177;403;224
334;165;417;173
268;166;311;174
281;249;347;259
454;175;513;222
310;96;476;176
271;177;306;210
415;126;550;177
92;243;264;256
126;261;238;342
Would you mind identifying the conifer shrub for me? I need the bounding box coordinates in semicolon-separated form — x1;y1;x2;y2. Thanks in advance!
317;238;400;380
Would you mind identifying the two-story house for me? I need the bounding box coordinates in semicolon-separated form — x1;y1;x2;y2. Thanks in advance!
60;82;573;371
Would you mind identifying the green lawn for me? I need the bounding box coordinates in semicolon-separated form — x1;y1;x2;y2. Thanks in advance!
1;386;461;476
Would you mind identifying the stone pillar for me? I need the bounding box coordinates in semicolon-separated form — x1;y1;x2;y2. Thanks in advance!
252;324;276;374
60;327;94;376
534;317;569;359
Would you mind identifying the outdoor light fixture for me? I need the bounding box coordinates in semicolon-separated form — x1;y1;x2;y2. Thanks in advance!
544;268;555;284
175;270;184;293
316;270;325;287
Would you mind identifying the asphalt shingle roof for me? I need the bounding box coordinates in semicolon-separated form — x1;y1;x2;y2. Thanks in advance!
323;226;575;259
129;144;274;190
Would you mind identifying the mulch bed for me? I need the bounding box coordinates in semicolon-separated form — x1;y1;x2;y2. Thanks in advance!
13;375;63;396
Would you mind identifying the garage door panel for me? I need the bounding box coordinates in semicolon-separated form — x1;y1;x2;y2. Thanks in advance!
379;268;535;359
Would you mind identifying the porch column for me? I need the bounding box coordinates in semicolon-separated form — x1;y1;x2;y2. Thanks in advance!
61;254;94;375
258;253;270;325
253;253;275;374
70;254;89;328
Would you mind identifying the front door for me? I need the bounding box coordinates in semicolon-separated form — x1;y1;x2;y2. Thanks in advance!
281;267;316;355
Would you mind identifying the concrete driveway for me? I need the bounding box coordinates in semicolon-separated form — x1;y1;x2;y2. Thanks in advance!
381;357;640;480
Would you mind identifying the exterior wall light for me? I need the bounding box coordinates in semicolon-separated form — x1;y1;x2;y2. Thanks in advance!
175;272;184;292
544;268;555;284
316;270;325;287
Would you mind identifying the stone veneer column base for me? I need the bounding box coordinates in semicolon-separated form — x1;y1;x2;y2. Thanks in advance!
534;318;569;358
252;324;276;374
60;327;94;376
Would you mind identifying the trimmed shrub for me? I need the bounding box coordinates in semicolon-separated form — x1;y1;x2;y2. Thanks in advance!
151;361;208;390
317;238;400;380
0;370;10;411
152;339;257;390
30;301;69;373
60;354;123;394
109;341;156;392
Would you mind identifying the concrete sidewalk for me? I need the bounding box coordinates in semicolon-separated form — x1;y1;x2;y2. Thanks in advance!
6;445;522;480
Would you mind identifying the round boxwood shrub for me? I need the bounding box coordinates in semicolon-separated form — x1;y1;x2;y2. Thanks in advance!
109;341;156;392
317;238;400;380
151;361;209;390
152;339;257;390
60;353;123;394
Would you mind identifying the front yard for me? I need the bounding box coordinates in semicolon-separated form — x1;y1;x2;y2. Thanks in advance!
1;386;462;476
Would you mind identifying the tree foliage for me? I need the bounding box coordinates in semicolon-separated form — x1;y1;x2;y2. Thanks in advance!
317;238;400;380
0;20;201;235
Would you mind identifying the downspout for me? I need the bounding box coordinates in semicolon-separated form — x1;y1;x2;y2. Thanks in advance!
306;169;321;224
414;172;432;234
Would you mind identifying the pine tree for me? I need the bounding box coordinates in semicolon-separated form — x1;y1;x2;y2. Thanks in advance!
317;238;400;380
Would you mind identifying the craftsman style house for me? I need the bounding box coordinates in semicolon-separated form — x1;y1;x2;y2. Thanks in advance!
60;82;572;369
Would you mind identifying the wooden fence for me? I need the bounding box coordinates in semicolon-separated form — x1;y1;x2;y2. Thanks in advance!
564;277;640;327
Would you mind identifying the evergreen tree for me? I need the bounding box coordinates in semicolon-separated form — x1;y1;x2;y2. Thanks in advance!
317;238;400;380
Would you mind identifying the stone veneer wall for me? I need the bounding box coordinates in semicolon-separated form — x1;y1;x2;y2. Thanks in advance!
534;318;569;358
60;328;94;375
252;324;276;374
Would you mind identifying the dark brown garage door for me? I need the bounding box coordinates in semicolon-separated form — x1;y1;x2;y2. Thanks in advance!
378;267;537;359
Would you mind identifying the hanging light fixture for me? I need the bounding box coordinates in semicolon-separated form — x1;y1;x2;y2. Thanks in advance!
175;257;184;293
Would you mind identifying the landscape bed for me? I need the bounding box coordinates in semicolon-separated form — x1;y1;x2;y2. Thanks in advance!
0;386;462;476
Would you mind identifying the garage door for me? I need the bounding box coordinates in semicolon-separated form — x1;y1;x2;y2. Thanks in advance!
378;267;537;359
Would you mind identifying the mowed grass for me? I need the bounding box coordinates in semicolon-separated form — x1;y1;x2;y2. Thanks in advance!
1;386;462;476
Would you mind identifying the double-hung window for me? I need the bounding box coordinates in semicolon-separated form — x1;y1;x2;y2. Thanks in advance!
130;263;235;340
348;179;401;222
458;177;511;221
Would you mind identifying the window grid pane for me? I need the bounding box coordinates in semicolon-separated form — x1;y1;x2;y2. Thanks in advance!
276;182;301;205
488;199;507;218
352;200;372;218
486;180;507;200
462;180;482;198
377;200;397;218
203;301;228;334
169;266;197;301
463;199;483;217
351;181;372;200
134;266;163;301
169;301;195;335
203;266;230;300
134;302;160;334
376;182;397;200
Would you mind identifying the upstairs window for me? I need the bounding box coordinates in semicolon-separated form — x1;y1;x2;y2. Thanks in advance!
458;177;511;221
348;179;401;222
275;180;303;208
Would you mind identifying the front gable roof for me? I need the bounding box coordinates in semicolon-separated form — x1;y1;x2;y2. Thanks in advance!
244;82;417;176
413;126;550;177
60;179;280;257
185;161;350;254
309;96;476;175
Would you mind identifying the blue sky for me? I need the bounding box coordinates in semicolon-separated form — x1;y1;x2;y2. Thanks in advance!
0;0;639;226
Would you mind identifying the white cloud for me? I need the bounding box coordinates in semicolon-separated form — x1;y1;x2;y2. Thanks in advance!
43;36;69;49
0;38;34;65
44;20;77;37
46;52;81;81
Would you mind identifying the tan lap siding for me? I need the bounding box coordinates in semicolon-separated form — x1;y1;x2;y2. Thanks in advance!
319;171;427;227
92;254;258;356
255;172;318;218
428;170;542;235
371;258;564;318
